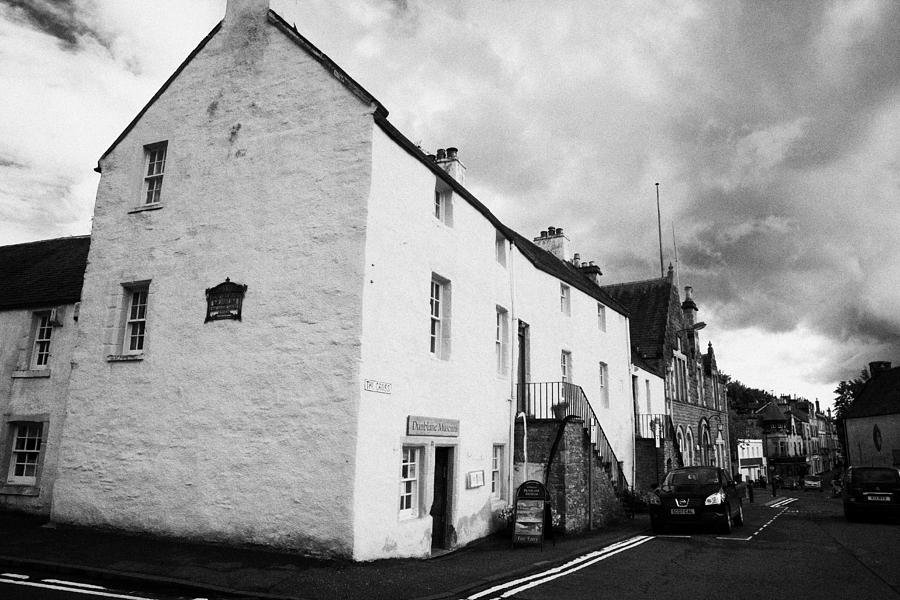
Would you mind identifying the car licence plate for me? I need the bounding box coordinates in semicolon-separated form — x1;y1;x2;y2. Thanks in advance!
867;495;890;502
671;508;695;515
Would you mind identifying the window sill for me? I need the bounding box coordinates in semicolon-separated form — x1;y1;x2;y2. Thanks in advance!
0;484;39;496
128;204;163;214
107;354;144;362
11;369;51;379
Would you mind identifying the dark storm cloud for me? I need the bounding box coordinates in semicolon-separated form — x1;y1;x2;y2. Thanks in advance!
2;0;110;50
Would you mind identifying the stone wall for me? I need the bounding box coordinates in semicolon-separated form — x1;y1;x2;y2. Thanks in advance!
514;418;624;534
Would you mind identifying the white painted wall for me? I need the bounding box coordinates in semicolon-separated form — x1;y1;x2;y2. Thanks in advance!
353;127;513;560
53;8;376;556
633;366;665;416
511;250;635;485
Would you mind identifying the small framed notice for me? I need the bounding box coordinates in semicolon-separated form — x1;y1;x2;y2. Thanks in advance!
205;278;247;322
466;470;485;489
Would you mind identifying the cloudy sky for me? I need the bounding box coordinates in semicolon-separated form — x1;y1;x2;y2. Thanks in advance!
2;0;899;410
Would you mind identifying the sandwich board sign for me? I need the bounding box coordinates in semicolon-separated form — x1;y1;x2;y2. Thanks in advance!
512;480;551;548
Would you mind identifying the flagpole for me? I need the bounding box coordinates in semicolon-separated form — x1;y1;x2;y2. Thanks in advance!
656;183;664;277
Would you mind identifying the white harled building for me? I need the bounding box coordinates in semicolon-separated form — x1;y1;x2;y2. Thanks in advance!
51;0;635;560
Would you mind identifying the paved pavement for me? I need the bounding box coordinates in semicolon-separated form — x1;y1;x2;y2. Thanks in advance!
0;511;656;600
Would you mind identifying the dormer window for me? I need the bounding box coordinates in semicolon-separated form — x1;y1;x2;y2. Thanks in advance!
560;284;571;315
495;231;507;266
433;186;453;226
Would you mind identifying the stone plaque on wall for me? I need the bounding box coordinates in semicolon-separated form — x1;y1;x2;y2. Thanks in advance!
205;278;248;322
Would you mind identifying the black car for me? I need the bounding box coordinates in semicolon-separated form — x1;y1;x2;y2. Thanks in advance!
842;466;900;521
648;466;744;534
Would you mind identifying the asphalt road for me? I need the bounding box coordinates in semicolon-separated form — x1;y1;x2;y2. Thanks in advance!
457;490;900;600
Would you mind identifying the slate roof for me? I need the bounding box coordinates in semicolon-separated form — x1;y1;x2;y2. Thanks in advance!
0;236;90;310
600;276;675;359
756;401;787;422
97;6;631;319
847;367;900;418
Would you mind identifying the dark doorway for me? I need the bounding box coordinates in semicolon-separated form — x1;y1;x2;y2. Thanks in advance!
431;447;453;549
517;321;530;411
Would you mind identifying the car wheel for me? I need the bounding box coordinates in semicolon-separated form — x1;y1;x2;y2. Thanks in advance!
734;501;744;526
721;505;733;534
650;517;665;534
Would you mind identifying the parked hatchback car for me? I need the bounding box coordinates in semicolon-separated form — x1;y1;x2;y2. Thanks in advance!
802;475;822;490
648;466;744;534
842;466;900;521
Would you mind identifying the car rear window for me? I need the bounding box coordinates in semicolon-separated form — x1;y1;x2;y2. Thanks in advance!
852;469;900;484
666;468;719;485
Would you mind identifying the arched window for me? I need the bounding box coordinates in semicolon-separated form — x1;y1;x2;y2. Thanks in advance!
699;419;711;466
676;427;686;466
685;428;695;466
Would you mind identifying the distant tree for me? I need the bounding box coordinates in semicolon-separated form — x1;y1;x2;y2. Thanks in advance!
833;367;870;454
725;376;777;414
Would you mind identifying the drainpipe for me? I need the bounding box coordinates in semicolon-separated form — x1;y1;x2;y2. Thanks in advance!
519;412;528;482
508;239;518;504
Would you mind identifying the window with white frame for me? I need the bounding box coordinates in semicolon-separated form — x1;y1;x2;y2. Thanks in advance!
599;362;609;408
124;284;149;355
30;312;53;369
495;306;509;374
429;276;451;359
495;231;507;266
597;303;606;331
6;422;43;486
560;284;571;315
491;444;505;497
434;187;453;225
561;350;572;383
399;446;421;518
142;141;167;205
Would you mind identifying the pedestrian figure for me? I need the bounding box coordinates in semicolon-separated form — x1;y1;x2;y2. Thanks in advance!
748;481;754;503
771;475;777;497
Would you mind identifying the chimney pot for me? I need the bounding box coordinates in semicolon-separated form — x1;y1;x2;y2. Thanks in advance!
446;147;458;159
427;154;436;162
556;228;564;236
869;361;892;378
436;148;446;160
548;226;556;236
573;253;581;267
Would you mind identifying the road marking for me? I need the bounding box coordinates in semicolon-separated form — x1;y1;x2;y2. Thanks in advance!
750;506;789;538
1;573;29;580
466;535;654;599
716;536;753;541
767;497;797;508
43;578;108;590
0;577;157;599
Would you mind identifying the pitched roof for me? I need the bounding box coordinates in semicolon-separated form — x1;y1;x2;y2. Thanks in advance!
600;276;675;359
95;5;630;317
847;367;900;418
0;236;90;310
756;401;788;422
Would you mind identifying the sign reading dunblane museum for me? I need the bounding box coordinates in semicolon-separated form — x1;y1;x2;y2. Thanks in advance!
407;416;459;437
205;278;248;322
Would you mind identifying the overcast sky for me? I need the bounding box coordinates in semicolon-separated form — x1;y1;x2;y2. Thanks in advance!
2;0;899;411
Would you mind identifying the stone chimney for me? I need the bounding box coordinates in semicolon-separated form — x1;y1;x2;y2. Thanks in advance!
225;0;269;26
435;147;466;185
869;361;892;379
533;226;571;262
579;261;603;285
223;0;270;61
681;286;698;326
